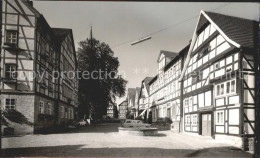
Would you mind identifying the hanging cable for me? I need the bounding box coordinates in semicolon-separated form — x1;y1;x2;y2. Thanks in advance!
112;3;231;48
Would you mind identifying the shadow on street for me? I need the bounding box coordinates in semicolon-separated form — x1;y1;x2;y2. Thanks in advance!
68;123;121;133
1;145;253;157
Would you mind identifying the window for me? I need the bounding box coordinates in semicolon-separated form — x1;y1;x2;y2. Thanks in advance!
61;106;64;118
192;115;197;125
6;30;18;44
65;108;68;118
205;91;212;106
231;80;235;93
215;62;219;69
220;84;224;95
47;103;52;115
216;79;236;97
187;115;191;125
5;64;17;79
226;82;230;93
198;93;204;108
71;108;74;119
39;101;44;114
68;108;71;119
5;98;15;110
192;76;197;84
216;111;224;125
189;97;193;112
226;80;236;94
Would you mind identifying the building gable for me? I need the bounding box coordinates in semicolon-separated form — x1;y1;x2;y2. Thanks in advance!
179;10;243;81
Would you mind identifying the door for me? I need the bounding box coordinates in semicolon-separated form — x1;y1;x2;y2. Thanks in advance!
202;114;212;136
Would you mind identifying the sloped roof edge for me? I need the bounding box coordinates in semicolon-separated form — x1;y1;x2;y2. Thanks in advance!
179;10;242;81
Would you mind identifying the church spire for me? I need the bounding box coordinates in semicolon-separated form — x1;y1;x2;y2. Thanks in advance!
90;25;93;40
90;25;93;48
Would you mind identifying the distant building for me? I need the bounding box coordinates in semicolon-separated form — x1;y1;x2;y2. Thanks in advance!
126;88;136;119
118;100;128;119
146;10;258;150
149;47;188;131
0;0;78;135
107;103;117;118
134;87;141;118
138;77;153;121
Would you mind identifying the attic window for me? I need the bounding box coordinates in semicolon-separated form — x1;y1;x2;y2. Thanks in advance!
6;30;18;45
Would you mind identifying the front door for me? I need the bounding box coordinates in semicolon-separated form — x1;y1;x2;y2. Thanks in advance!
202;114;212;136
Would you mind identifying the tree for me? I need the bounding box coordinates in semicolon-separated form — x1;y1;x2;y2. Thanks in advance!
77;37;127;119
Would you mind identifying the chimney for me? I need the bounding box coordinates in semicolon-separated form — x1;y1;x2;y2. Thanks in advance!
28;0;33;7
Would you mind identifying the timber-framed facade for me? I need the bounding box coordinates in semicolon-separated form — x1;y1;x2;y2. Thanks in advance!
148;48;188;132
179;11;258;149
0;0;78;135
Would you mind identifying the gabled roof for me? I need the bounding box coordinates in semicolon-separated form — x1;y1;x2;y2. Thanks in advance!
164;44;190;71
135;87;141;101
52;28;78;67
205;11;258;48
142;77;153;94
52;28;72;41
22;0;41;17
179;10;258;81
148;75;158;85
118;100;127;107
157;50;178;62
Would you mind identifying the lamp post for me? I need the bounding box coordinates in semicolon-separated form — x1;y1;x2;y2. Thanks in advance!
131;36;152;46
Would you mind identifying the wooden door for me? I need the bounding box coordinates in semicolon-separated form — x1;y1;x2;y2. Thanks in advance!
202;114;212;136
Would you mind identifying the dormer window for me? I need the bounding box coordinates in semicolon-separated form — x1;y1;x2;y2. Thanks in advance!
6;30;18;45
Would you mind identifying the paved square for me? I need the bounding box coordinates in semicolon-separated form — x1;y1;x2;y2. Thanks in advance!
1;123;253;157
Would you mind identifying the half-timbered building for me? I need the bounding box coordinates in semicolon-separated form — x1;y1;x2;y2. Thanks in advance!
0;0;78;134
118;100;128;119
126;88;136;119
134;87;141;118
53;28;78;124
179;10;258;149
138;77;152;121
148;49;188;132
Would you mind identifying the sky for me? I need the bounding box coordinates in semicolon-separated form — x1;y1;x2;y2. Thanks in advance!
33;2;259;105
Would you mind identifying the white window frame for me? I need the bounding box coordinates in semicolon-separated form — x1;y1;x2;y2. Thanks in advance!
5;64;17;79
47;103;52;115
61;106;64;118
216;110;224;125
6;30;18;44
39;101;44;114
5;98;16;110
192;114;197;125
215;79;236;97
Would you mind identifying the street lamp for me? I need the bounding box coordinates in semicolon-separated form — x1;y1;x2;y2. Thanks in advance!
131;36;152;46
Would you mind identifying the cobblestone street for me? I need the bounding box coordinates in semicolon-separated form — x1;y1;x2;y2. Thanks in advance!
1;123;253;157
